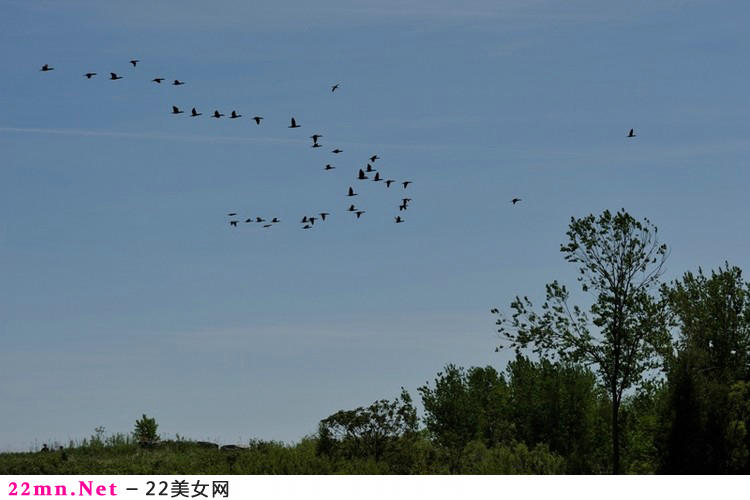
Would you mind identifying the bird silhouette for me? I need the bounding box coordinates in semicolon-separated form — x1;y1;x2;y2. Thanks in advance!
320;212;329;220
385;179;395;187
172;80;185;85
324;164;335;170
347;187;357;197
152;78;164;83
309;217;318;225
355;210;366;219
373;172;382;182
331;83;340;92
271;217;280;223
289;117;300;128
227;212;237;216
395;216;404;223
301;216;309;223
302;225;312;229
348;204;357;212
230;110;242;119
245;218;253;223
263;224;272;228
402;198;412;206
110;72;123;80
627;128;636;138
256;217;265;223
229;220;238;227
511;198;522;205
402;181;412;189
310;134;323;142
370;155;380;162
40;64;54;72
130;59;139;67
358;169;368;180
212;110;224;118
191;107;202;117
399;202;407;211
171;106;184;114
365;164;375;172
332;148;343;154
84;72;96;79
252;116;263;124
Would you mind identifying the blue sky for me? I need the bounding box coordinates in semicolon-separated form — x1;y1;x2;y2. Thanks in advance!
1;0;749;450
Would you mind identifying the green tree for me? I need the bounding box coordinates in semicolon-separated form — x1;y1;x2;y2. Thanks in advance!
506;355;608;473
493;209;671;473
660;264;750;473
418;365;513;471
316;388;419;468
133;414;159;446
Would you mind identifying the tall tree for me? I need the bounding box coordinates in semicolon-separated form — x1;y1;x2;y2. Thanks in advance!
660;263;750;472
492;209;671;473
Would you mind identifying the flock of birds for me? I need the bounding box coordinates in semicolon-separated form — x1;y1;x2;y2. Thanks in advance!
39;60;424;232
38;62;640;232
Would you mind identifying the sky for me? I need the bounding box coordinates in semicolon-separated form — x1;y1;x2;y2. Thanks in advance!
1;0;749;451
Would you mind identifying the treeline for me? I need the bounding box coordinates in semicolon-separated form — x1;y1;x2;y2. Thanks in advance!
2;209;749;474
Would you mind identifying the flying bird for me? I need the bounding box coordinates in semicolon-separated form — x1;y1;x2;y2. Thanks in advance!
309;217;318;225
212;110;224;118
191;107;202;117
130;59;139;67
252;116;263;124
310;134;323;142
256;217;266;223
324;164;335;170
40;64;54;71
289;117;300;128
348;204;357;212
172;80;185;85
331;83;340;92
627;128;636;138
271;218;280;223
355;211;366;219
263;224;272;228
229;220;238;227
84;72;96;79
347;187;357;197
402;181;412;189
370;155;380;162
511;198;522;205
399;202;407;211
332;148;343;154
302;225;312;229
227;212;237;216
152;77;164;83
320;212;329;221
402;198;412;206
301;216;309;223
358;169;368;180
245;218;253;223
373;172;382;182
395;216;404;223
385;179;395;187
230;110;242;119
110;72;123;80
365;164;375;172
171;106;184;114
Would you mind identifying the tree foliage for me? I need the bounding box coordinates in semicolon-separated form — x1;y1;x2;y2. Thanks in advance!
493;209;671;473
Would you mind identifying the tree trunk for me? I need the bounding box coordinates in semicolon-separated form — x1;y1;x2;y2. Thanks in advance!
612;397;621;474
